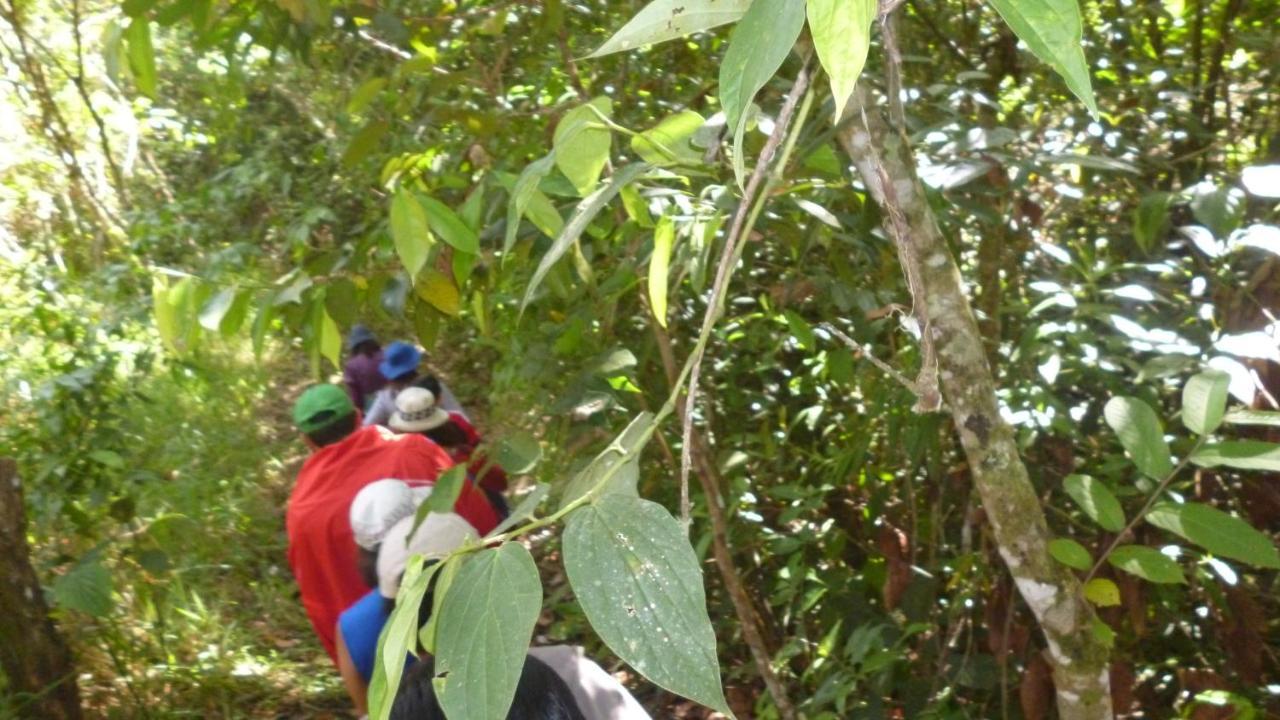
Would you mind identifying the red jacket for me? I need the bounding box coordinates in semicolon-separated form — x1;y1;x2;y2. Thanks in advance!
286;425;498;662
448;413;509;493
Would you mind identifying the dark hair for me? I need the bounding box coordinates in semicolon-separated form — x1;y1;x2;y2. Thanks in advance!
358;545;379;589
305;412;358;447
423;422;469;450
390;654;585;720
353;339;381;356
414;375;443;397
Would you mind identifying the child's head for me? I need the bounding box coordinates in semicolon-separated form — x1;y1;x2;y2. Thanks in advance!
390;654;586;720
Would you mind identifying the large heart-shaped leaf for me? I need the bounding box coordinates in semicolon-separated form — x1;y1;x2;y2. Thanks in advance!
587;0;753;58
1104;396;1174;479
984;0;1098;115
564;495;730;714
52;559;113;617
434;543;543;720
1146;502;1280;569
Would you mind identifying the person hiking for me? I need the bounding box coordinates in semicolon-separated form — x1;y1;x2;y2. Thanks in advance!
389;386;509;516
363;342;468;427
287;384;498;664
343;324;385;411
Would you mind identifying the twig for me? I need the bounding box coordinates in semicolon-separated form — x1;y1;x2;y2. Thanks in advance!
818;322;923;397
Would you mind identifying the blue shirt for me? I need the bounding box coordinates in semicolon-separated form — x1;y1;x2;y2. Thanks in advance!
338;590;414;683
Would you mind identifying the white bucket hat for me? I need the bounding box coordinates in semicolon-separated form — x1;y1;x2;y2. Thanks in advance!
349;479;433;550
390;386;451;433
376;512;478;599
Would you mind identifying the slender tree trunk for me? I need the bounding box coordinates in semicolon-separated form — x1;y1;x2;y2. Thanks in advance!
836;87;1113;720
0;459;84;720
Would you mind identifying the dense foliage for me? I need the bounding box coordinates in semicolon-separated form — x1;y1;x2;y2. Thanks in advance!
2;0;1278;718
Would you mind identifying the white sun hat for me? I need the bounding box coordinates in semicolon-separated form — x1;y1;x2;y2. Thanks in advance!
390;386;451;434
349;479;434;550
376;512;478;599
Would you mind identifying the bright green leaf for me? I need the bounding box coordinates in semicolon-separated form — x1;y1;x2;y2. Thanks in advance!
503;155;557;253
587;0;753;58
1062;474;1126;532
984;0;1098;115
719;0;807;187
152;277;179;352
390;188;433;281
368;558;438;720
347;77;387;114
1092;617;1115;649
648;216;674;327
419;195;480;255
521;163;649;312
563;495;730;714
415;268;460;316
553;98;613;196
1146;502;1280;569
1083;577;1120;607
1190;441;1280;472
1182;370;1230;435
1107;545;1185;584
434;544;543;720
631;110;706;166
124;19;157;98
1048;538;1092;570
1104;396;1174;479
318;306;341;371
52;559;113;617
806;0;876;121
88;450;125;469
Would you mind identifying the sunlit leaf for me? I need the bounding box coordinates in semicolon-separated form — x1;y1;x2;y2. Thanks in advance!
419;195;480;255
563;495;730;714
631;110;706;166
1104;396;1174;479
1182;369;1230;435
1190;441;1280;472
503;155;557;254
806;0;876;121
553;98;613;196
1146;502;1280;569
390;189;433;281
1107;545;1185;584
434;544;543;720
1062;474;1125;532
1222;409;1280;427
587;0;753;58
152;277;179;352
984;0;1097;115
124;19;156;98
368;558;438;720
198;287;236;332
648;216;675;327
317;305;341;371
1048;538;1092;570
1083;577;1120;606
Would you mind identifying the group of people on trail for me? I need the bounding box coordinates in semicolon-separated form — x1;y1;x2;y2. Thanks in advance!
287;326;649;719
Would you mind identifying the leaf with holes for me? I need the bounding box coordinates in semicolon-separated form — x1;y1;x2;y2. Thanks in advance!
564;495;729;714
434;544;542;720
1146;502;1280;569
587;0;753;58
1107;545;1185;584
1104;396;1174;479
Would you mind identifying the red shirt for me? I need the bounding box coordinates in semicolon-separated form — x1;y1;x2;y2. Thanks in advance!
448;413;509;493
285;425;498;662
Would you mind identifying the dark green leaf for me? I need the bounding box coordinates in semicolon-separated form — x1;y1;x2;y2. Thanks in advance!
52;560;113;617
1048;538;1092;570
1104;396;1174;479
1189;185;1245;238
1062;474;1126;532
347;77;387;114
983;0;1098;114
1182;370;1230;435
493;434;543;474
587;0;752;58
1146;502;1280;569
1107;545;1185;584
434;544;543;720
564;495;729;714
558;412;653;510
485;484;551;538
1133;191;1173;253
1190;441;1280;472
342;120;390;168
419;195;480;255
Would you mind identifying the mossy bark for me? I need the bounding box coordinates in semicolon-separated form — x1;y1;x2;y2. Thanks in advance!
836;87;1113;720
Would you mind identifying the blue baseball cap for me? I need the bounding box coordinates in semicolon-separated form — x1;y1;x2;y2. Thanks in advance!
379;341;422;381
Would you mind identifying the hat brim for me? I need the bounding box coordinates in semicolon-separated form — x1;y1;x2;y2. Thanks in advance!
390;408;451;434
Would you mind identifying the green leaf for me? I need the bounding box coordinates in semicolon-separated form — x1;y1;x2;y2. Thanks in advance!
347;77;387;114
419;195;480;255
52;559;113;617
493;434;543;475
983;0;1098;115
1107;545;1185;584
152;278;179;352
390;188;433;281
124;19;157;98
1182;370;1230;435
198;287;237;332
418;554;463;656
806;0;876;121
89;449;125;469
1104;396;1174;479
1133;191;1173;253
559;412;653;510
563;495;729;714
1091;617;1115;649
1048;538;1092;570
1083;577;1120;607
1189;185;1245;238
1146;502;1280;569
410;465;468;540
1222;409;1280;427
587;0;753;58
219;289;252;337
342;119;390;168
434;544;543;720
415;268;460;317
553;98;614;196
521;163;649;312
318;306;341;371
631;111;706;166
485;484;551;539
648;216;675;328
503;155;557;253
368;558;439;720
1062;474;1126;532
1191;440;1280;472
719;0;807;187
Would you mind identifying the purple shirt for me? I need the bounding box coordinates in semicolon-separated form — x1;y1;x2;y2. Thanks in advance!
343;351;386;411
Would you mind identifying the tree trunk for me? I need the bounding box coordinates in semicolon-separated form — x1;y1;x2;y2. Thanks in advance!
835;87;1113;720
0;458;84;720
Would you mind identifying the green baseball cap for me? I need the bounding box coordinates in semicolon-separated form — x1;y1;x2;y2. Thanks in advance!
293;384;356;434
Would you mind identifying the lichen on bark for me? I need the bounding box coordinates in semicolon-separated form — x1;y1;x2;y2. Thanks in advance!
835;85;1114;720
